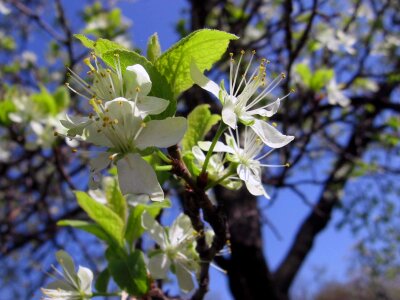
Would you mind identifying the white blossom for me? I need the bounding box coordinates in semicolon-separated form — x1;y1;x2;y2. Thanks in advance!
190;51;293;147
41;251;93;300
327;78;351;107
142;213;200;293
199;127;292;198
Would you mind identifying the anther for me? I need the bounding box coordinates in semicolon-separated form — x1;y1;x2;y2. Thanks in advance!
281;72;286;79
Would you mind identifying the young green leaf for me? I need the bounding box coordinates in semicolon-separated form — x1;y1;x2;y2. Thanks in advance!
105;178;127;221
108;251;149;296
57;219;112;243
310;68;334;91
182;104;220;152
155;29;238;96
74;191;125;247
147;33;161;63
74;34;127;57
95;268;110;293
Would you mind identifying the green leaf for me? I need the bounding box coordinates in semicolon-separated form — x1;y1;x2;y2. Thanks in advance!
31;86;57;116
147;33;162;63
74;34;127;57
95;268;110;293
53;86;70;112
102;49;175;119
0;99;16;125
295;63;312;86
182;104;220;152
125;199;171;245
57;219;112;243
155;29;238;96
75;191;125;247
108;251;149;296
310;68;334;91
105;178;127;222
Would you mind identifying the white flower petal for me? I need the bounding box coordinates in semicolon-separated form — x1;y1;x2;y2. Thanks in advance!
135;117;187;149
221;98;238;129
327;79;350;107
247;99;281;117
56;250;78;287
250;120;294;148
84;122;114;148
126;64;152;96
191;145;206;163
148;253;171;279
175;262;195;293
198;141;235;154
137;96;169;116
170;213;194;247
117;153;164;201
77;266;93;294
142;212;167;247
190;61;221;99
45;280;75;291
89;152;110;174
244;178;270;198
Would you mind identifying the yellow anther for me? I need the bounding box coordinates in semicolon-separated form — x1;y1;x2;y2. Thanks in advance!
96;99;102;105
135;87;140;92
114;53;119;57
290;88;296;93
281;72;286;79
285;163;291;167
118;101;122;105
240;50;245;55
141;122;147;128
252;50;256;55
272;122;278;127
229;52;233;57
72;148;78;153
83;57;95;71
64;82;69;87
113;119;119;124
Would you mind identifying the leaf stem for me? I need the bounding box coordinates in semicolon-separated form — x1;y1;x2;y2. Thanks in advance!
155;149;172;164
201;122;227;175
155;165;173;171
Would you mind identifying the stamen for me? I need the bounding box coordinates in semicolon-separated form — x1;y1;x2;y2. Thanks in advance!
65;83;91;100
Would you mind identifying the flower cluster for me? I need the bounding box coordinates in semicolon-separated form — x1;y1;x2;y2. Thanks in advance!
60;56;187;201
191;50;294;197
